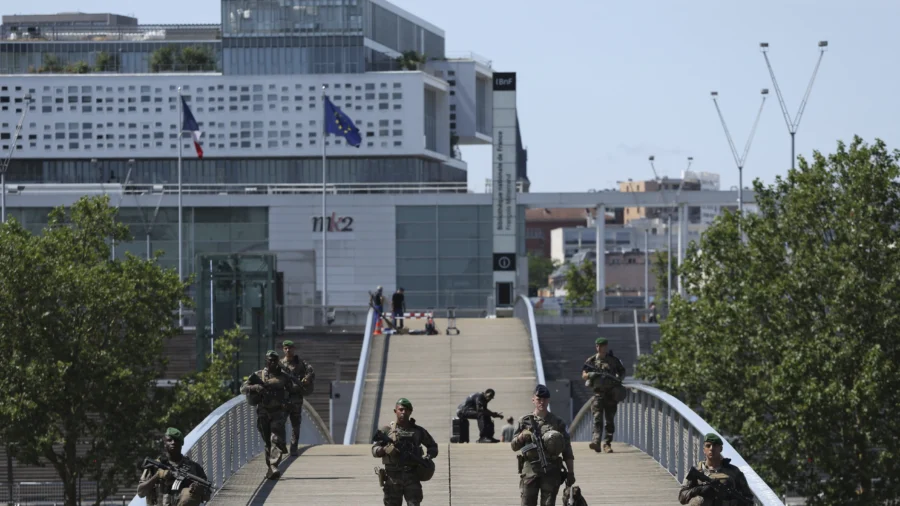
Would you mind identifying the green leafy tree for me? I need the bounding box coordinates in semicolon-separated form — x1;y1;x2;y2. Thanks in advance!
65;61;90;74
94;51;119;72
39;53;63;73
159;326;247;433
527;252;560;296
564;259;595;307
396;50;426;70
636;137;900;504
150;46;176;72
0;196;190;506
177;46;217;72
651;250;678;307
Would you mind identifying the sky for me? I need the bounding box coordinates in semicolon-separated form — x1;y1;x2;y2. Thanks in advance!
11;0;900;193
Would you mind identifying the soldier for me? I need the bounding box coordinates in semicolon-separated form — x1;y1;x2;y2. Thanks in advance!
679;433;754;506
581;337;626;453
456;388;504;443
280;339;315;456
137;427;211;506
372;398;439;506
510;384;576;506
240;350;295;480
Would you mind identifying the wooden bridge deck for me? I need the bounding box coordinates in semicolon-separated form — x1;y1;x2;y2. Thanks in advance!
208;442;680;506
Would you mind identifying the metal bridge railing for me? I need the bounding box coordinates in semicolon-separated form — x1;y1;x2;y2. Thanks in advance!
342;307;376;445
128;396;331;506
514;294;546;386
570;382;783;506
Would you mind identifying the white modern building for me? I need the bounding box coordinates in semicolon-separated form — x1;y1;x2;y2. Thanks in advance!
549;220;707;264
683;170;721;225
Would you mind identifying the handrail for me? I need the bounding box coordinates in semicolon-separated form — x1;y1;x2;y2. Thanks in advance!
11;182;470;196
127;396;331;506
514;294;546;386
342;306;375;445
569;381;783;506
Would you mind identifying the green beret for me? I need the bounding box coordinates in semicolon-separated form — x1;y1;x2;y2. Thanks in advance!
395;398;413;410
704;433;723;445
282;340;294;347
595;337;608;346
165;427;184;443
265;350;279;359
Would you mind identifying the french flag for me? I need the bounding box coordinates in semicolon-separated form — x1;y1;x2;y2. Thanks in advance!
181;96;203;159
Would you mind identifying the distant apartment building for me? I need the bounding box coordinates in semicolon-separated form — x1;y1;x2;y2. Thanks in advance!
525;207;623;258
548;250;657;299
683;170;721;225
619;178;702;225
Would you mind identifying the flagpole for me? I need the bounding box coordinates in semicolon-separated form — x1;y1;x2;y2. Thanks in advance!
177;86;184;327
321;85;328;322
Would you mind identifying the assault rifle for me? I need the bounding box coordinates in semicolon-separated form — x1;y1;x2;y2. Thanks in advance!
372;430;435;481
142;457;213;494
582;364;622;384
686;467;753;506
245;372;289;405
518;417;550;475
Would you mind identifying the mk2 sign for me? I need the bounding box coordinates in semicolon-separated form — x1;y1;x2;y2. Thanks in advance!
493;253;516;272
312;212;354;232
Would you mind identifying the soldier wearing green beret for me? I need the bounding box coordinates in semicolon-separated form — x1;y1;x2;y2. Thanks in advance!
137;428;211;506
581;337;626;453
240;350;295;479
678;433;753;506
372;398;439;506
279;340;316;456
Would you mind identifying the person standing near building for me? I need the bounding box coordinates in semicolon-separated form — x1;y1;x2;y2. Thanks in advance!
370;286;385;328
392;287;406;329
280;340;315;456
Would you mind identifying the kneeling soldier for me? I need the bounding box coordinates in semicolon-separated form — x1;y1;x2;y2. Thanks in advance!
511;384;576;506
678;433;754;506
372;398;439;506
137;428;211;506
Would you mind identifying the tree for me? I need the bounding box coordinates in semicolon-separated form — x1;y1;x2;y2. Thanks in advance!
636;137;900;504
159;326;247;433
150;46;176;73
65;61;90;74
651;250;678;307
527;252;560;296
38;54;63;73
177;46;217;72
564;259;595;307
396;50;426;70
94;51;119;73
0;196;190;506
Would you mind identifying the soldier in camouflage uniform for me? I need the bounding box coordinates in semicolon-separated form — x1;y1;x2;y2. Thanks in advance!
279;339;315;456
137;428;211;506
510;384;576;506
372;398;439;506
582;337;626;453
678;433;753;506
240;350;296;480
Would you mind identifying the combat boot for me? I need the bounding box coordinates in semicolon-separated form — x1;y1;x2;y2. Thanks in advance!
589;440;602;453
290;442;299;456
266;464;281;480
602;442;613;453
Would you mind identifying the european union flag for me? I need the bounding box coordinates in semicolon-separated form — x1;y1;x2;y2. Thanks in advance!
324;96;362;147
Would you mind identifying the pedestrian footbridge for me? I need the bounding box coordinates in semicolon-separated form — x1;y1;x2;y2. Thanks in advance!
128;298;784;506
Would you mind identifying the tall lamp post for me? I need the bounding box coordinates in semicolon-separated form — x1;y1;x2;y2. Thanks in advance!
1;93;34;222
710;89;768;231
760;41;828;170
648;155;691;305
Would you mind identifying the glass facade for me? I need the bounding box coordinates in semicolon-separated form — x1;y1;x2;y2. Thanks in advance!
424;89;437;151
396;205;526;309
364;1;444;58
4;157;466;184
5;206;269;293
222;35;364;74
0;41;221;75
222;0;364;37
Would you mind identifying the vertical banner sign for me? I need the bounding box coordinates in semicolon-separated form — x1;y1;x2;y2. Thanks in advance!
492;72;518;262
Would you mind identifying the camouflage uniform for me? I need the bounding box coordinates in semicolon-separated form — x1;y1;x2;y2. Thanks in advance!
279;343;315;455
240;354;294;479
510;411;574;506
136;429;210;506
584;338;626;450
372;416;438;506
678;458;753;506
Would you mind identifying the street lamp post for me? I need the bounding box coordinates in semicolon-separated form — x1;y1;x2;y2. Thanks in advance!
1;94;34;222
710;89;769;233
648;155;691;304
760;41;829;170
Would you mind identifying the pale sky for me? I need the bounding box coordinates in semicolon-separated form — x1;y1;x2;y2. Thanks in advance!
9;0;900;193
